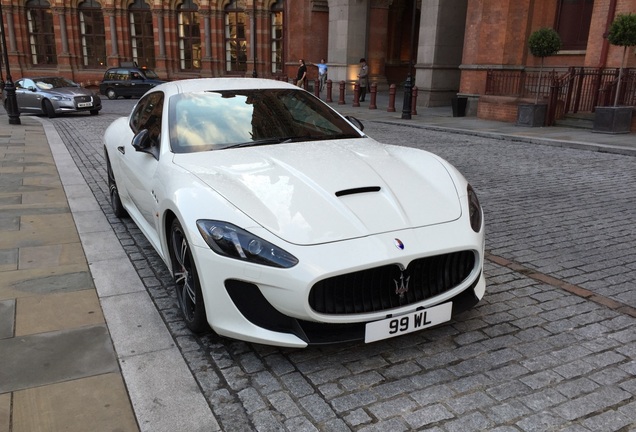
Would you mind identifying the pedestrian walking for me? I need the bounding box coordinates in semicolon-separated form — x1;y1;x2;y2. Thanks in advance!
312;59;328;93
357;58;369;102
296;59;307;87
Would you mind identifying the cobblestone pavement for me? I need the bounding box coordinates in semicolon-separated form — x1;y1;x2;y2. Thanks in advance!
50;106;636;431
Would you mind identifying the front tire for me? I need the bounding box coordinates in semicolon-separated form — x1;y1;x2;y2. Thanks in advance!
170;219;208;333
43;100;56;118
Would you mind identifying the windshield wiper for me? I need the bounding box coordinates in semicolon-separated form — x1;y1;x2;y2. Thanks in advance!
221;137;293;149
221;133;361;149
300;133;361;141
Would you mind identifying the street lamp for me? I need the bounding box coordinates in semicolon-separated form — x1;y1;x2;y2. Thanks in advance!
0;1;20;125
401;0;418;120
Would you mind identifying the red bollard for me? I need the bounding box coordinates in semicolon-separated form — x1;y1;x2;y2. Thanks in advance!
338;81;346;105
388;84;396;112
353;83;360;107
326;80;333;103
314;78;320;98
411;86;418;115
369;82;377;110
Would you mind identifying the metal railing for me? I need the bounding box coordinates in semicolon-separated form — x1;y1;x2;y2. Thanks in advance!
486;67;635;125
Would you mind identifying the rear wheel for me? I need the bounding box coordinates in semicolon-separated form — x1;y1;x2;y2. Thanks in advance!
43;100;56;118
170;219;208;333
106;156;127;218
106;88;118;100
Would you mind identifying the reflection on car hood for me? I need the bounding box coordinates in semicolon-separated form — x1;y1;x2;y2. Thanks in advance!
173;138;462;245
48;88;95;97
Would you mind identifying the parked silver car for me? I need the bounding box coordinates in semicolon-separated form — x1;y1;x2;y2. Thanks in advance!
4;76;102;118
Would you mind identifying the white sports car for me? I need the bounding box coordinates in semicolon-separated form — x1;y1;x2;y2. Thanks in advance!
103;78;485;348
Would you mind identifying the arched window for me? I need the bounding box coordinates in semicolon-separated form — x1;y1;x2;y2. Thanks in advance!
271;0;284;74
555;0;594;50
26;0;57;66
79;0;106;68
225;0;247;72
177;0;201;70
129;0;155;68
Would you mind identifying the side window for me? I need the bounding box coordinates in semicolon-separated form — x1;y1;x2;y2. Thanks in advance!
130;96;150;132
21;79;36;90
130;92;164;144
117;69;129;80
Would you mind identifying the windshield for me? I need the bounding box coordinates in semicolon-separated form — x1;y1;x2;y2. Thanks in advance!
35;77;78;90
168;89;362;153
142;69;159;79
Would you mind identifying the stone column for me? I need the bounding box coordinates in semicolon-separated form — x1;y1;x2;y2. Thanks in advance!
326;0;369;87
414;0;468;106
153;9;168;74
104;8;119;65
200;9;214;76
52;6;71;71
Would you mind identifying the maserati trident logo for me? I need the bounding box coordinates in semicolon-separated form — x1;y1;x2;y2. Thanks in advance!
394;238;405;250
394;271;410;298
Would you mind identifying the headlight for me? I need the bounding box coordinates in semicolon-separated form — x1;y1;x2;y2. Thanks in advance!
467;184;482;233
197;220;298;268
50;95;71;101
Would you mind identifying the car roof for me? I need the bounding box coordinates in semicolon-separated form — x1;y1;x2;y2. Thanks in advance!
156;78;298;95
22;76;65;80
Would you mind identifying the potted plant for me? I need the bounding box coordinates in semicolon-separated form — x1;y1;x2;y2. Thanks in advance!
517;27;562;127
594;12;636;134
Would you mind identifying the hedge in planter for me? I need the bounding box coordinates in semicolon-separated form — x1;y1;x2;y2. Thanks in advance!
517;28;561;127
593;13;636;134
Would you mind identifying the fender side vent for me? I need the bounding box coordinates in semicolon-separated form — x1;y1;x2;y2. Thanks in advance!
335;186;381;197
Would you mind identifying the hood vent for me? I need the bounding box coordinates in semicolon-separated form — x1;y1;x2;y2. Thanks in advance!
335;186;381;197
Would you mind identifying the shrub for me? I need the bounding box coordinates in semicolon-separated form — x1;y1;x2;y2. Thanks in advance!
607;13;636;106
527;28;562;103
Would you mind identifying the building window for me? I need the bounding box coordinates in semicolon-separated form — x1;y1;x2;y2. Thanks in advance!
129;0;155;68
225;0;247;73
271;0;284;74
177;0;201;70
79;0;106;68
26;0;57;66
555;0;594;50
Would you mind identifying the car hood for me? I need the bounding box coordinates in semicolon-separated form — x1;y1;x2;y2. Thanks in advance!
173;139;462;245
49;88;95;97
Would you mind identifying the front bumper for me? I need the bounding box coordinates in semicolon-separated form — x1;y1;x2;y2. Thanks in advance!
192;219;486;348
225;273;483;345
53;95;102;114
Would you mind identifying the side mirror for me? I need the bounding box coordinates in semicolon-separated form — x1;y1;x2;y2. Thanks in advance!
345;115;364;132
131;129;159;160
132;129;151;150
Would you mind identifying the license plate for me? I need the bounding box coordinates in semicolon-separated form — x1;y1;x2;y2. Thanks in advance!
77;102;93;108
365;302;452;343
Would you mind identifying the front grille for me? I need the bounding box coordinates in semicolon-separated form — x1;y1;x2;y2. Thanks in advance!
309;251;476;315
74;95;92;104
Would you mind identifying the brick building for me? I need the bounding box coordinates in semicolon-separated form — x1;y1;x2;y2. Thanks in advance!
0;0;633;125
459;0;635;128
0;0;468;108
